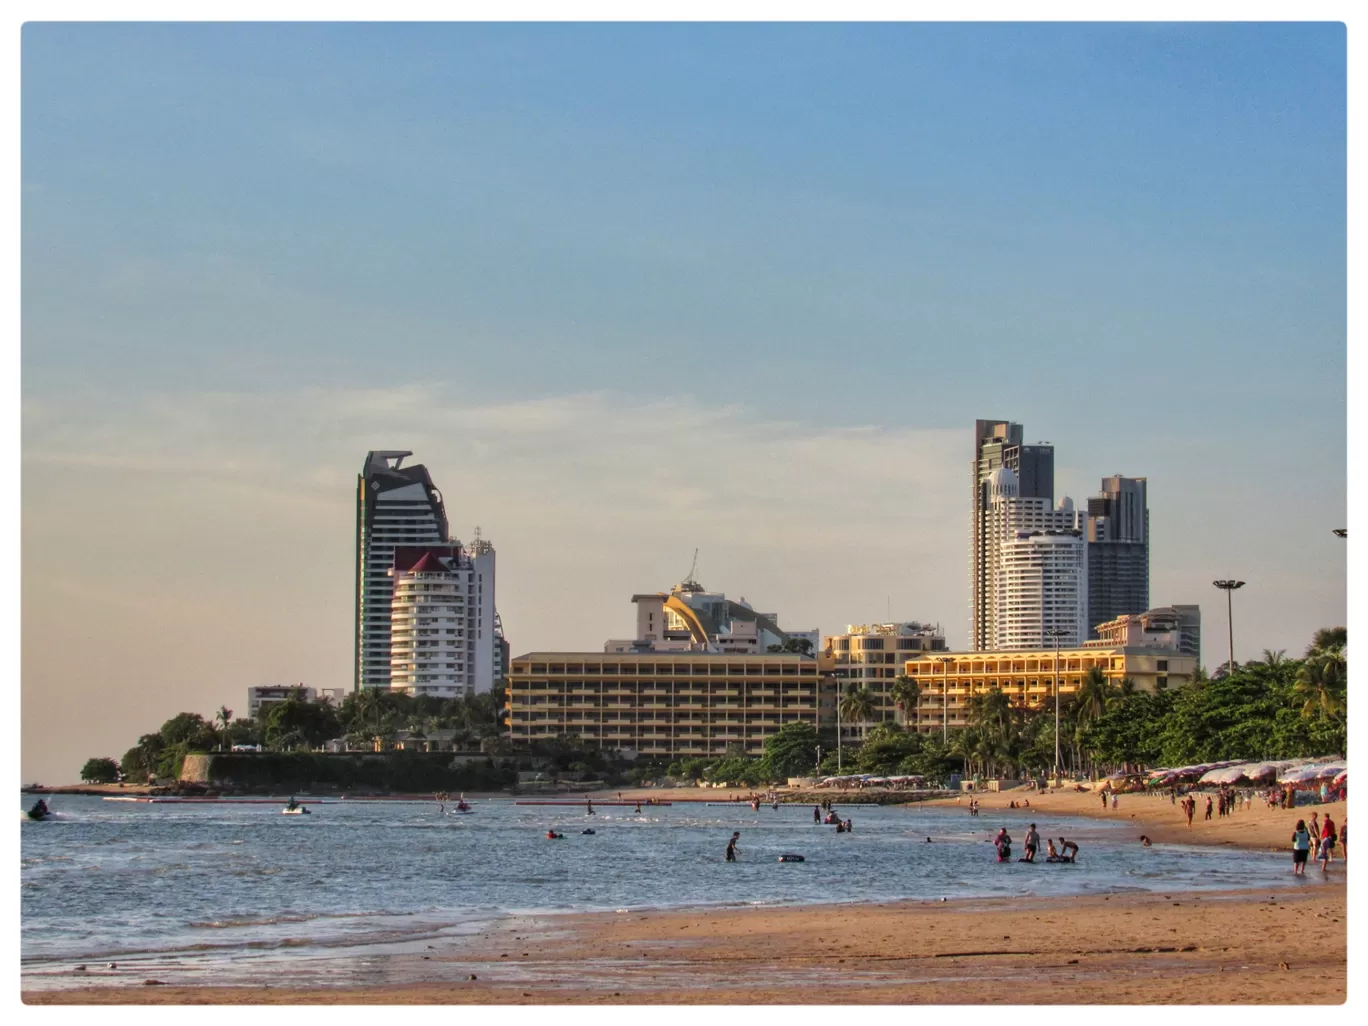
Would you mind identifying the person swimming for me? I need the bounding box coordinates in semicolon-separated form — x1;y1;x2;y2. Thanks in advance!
1140;835;1152;847
546;830;564;839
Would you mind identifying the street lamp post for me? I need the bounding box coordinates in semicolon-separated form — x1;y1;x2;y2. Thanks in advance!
1045;627;1067;785
836;681;843;773
1213;580;1246;675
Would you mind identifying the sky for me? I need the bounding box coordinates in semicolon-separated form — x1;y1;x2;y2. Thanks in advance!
19;21;1347;784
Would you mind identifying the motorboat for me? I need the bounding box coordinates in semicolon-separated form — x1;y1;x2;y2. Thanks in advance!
282;806;311;815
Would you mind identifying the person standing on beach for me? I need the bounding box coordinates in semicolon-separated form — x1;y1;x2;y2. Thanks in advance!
1184;797;1196;828
1292;820;1312;875
1024;824;1040;862
725;831;741;862
1204;796;1213;821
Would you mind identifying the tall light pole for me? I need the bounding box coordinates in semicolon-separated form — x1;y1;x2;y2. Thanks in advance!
1213;580;1246;674
935;656;953;743
1045;627;1067;784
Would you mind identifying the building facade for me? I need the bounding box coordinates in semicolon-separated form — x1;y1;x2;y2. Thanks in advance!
389;542;498;699
1095;605;1200;662
982;467;1089;649
247;684;317;719
823;622;947;738
903;644;1196;735
355;451;450;691
1086;475;1150;637
970;420;1055;650
505;652;823;758
605;576;817;656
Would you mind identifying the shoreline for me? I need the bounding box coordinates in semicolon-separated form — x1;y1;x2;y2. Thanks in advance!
26;882;1346;1004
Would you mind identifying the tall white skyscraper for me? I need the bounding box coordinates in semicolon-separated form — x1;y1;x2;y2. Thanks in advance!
389;541;498;698
970;420;1055;650
355;451;449;691
983;467;1089;649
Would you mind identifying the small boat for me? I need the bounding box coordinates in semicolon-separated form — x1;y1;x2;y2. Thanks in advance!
282;806;310;815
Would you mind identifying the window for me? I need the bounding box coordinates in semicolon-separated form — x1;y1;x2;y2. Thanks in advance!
1157;660;1168;671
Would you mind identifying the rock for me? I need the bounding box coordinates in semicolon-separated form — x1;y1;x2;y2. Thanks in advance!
143;980;166;986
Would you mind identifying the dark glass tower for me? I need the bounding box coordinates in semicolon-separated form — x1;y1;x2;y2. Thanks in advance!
1086;475;1150;637
355;451;449;691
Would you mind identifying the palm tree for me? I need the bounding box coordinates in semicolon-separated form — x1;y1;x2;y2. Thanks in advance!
1260;649;1287;667
839;684;876;747
1074;667;1112;727
890;676;921;729
215;707;233;752
1294;649;1345;722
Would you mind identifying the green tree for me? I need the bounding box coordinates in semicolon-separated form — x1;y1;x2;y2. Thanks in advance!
853;722;924;774
158;713;218;750
762;721;820;778
80;757;120;783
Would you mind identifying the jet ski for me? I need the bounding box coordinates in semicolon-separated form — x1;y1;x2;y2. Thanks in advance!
27;799;53;821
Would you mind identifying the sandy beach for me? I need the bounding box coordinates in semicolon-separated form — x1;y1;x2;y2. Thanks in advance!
26;789;1347;1005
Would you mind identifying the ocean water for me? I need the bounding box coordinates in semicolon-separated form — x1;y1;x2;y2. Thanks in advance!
21;795;1298;990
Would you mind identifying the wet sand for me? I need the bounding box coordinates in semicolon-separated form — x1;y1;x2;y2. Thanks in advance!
27;883;1344;1005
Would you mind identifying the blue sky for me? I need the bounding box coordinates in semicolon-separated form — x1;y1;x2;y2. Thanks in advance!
20;22;1346;781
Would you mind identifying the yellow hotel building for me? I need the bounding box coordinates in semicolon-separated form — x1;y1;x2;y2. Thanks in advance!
903;644;1197;734
505;651;823;758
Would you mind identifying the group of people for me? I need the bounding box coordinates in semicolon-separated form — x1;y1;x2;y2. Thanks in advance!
434;792;470;813
1291;812;1344;874
993;825;1078;864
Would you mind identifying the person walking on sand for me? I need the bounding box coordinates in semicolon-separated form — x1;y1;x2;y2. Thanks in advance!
1024;823;1040;862
725;831;741;862
1101;791;1109;810
1204;796;1213;821
1111;792;1118;810
1184;796;1196;828
1292;820;1312;875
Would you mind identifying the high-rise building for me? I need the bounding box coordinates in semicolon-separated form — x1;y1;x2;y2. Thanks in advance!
388;542;498;698
355;451;450;691
982;467;1088;649
1086;475;1150;637
970;420;1054;650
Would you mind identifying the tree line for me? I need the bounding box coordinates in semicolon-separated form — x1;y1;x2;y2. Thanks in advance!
82;687;509;783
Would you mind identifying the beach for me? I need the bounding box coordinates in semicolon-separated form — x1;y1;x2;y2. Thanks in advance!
25;789;1347;1005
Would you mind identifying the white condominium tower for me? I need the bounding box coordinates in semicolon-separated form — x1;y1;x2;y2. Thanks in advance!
984;466;1089;649
389;540;498;698
969;420;1055;650
355;451;450;691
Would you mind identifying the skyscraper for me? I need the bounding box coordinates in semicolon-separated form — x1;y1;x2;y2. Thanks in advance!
983;467;1089;649
355;451;450;691
388;541;498;697
1086;475;1149;637
969;420;1054;650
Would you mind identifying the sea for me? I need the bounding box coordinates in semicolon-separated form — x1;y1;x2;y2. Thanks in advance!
20;794;1300;992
